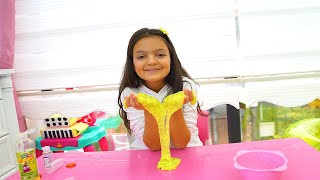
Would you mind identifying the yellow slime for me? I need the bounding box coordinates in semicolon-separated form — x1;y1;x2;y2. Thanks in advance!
135;91;188;171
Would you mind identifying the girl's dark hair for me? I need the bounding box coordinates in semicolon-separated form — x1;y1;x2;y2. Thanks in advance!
117;28;206;134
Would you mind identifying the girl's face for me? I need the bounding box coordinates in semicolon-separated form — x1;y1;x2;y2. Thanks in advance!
133;36;171;92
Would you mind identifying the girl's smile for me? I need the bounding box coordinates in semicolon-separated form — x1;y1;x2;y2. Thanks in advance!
145;68;162;73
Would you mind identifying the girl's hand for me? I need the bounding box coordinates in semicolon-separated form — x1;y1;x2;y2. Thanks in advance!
124;93;145;110
183;89;195;105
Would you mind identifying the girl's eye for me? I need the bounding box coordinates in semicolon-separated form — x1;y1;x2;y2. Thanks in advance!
158;53;166;57
136;55;145;60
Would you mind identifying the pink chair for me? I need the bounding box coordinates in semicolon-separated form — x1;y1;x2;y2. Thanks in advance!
197;110;209;145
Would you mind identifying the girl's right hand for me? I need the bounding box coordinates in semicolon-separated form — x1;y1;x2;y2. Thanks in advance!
124;93;145;110
183;89;196;105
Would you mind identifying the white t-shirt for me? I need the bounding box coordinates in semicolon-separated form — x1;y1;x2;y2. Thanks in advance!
120;77;203;150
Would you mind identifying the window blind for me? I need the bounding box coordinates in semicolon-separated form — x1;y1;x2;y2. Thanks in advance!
238;0;320;76
14;0;320;120
14;0;236;91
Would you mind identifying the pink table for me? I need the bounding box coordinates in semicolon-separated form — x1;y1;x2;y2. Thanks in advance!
8;138;320;180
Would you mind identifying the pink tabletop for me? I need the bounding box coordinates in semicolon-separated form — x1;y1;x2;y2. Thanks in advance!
7;138;320;180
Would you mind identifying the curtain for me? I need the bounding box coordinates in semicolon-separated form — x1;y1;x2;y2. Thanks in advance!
0;0;15;69
0;0;26;131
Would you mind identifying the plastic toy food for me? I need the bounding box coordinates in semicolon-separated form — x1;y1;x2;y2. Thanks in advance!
77;111;108;126
41;114;88;138
66;162;77;168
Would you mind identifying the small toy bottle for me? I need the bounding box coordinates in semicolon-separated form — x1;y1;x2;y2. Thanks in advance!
15;129;39;179
42;146;53;173
42;146;64;174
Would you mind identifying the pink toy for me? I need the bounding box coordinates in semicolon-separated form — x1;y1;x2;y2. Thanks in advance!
77;111;109;126
233;150;288;180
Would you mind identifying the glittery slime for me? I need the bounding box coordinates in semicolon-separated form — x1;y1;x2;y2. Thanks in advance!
134;91;194;171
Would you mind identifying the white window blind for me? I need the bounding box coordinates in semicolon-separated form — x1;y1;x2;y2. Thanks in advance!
14;0;320;121
14;0;320;91
14;0;237;91
238;0;320;76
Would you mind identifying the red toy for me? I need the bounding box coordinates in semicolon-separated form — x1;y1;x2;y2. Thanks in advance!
77;111;108;126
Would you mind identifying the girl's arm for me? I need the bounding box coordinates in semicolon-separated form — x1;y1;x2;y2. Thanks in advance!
170;108;191;149
124;93;161;150
124;89;196;150
144;89;194;150
143;110;161;150
169;89;195;149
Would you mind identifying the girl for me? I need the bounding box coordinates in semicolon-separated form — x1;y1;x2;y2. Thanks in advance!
117;28;204;150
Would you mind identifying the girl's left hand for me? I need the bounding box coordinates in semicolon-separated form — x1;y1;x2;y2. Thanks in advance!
183;89;194;104
124;93;145;110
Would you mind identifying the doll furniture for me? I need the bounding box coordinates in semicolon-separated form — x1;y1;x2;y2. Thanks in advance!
34;112;114;157
35;125;109;157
